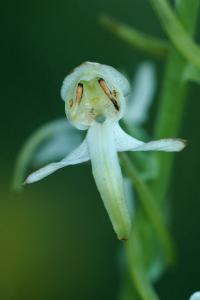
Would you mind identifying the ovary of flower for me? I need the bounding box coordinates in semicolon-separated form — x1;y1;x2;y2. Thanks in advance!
25;61;186;240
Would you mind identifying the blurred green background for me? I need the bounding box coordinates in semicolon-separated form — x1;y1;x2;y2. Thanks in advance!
1;0;200;299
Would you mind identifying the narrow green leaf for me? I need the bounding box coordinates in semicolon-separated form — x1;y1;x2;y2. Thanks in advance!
183;64;200;84
99;15;168;58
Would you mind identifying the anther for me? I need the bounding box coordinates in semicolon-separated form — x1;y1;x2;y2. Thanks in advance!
98;78;111;97
76;83;83;104
98;78;120;111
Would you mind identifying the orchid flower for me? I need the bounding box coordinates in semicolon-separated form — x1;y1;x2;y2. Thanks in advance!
22;62;185;240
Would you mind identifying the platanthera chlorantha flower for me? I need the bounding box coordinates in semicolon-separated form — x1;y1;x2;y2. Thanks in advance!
24;61;185;240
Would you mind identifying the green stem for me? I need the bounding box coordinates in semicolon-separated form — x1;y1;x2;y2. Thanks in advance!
149;0;200;68
121;153;175;265
151;0;200;202
119;2;199;300
99;15;168;58
117;275;141;300
125;228;159;300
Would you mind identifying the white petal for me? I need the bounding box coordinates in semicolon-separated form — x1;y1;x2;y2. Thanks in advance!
33;120;82;166
114;123;186;152
132;139;186;152
114;123;144;152
87;121;132;240
124;62;156;126
25;138;90;184
189;292;200;300
12;118;83;191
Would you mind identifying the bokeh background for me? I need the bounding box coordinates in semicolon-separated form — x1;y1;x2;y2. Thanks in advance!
1;0;200;299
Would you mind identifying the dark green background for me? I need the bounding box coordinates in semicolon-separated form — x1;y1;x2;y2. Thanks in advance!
1;0;200;299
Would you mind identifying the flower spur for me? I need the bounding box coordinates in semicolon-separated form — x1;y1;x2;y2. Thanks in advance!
23;62;185;240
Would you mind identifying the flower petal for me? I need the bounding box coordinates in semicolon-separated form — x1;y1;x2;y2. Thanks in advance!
124;62;156;126
132;139;186;152
114;124;186;152
25;138;90;184
189;292;200;300
87;121;132;240
12;118;83;191
114;123;144;151
34;121;82;166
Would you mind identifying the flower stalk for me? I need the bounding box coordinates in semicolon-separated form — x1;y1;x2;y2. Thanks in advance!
125;224;159;300
151;0;200;202
120;153;175;265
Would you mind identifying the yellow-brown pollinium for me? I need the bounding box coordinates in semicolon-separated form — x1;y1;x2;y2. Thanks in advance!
98;79;120;111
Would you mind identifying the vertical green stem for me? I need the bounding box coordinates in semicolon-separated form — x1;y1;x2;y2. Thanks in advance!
151;0;200;202
149;0;200;68
121;153;175;265
125;227;159;300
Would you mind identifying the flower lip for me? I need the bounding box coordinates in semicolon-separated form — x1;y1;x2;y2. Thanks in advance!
61;62;129;130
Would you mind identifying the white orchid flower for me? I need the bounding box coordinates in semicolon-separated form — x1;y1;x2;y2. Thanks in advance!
189;292;200;300
24;61;185;240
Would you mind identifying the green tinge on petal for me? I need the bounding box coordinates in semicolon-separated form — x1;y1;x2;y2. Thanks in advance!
87;121;132;240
